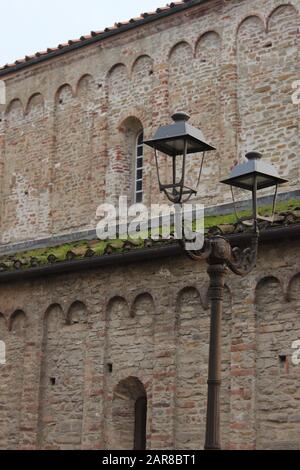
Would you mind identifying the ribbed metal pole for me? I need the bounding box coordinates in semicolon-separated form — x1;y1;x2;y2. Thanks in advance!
204;262;226;450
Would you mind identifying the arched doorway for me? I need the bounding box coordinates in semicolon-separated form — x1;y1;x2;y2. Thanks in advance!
112;377;147;450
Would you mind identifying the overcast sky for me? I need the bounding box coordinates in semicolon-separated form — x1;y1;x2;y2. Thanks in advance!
0;0;165;66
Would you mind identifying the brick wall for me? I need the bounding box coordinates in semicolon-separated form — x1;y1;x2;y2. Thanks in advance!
0;0;299;450
0;238;299;450
0;0;299;243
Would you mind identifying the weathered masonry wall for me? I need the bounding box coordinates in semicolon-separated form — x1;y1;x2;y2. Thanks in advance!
0;238;299;450
0;0;299;245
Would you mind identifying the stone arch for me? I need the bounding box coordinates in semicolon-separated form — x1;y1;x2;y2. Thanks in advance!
236;14;266;38
266;3;298;31
38;301;88;449
75;74;94;97
10;309;26;336
255;275;300;449
130;292;154;318
52;77;93;231
131;54;153;76
106;295;129;319
54;83;74;106
168;41;194;115
287;273;300;302
7;310;27;448
104;294;154;449
182;30;221;203
131;55;154;107
5;98;24;117
25;93;44;116
174;286;206;449
2;88;51;244
195;30;221;59
168;40;194;61
112;377;147;450
237;6;299;185
175;284;232;449
107;63;129;104
66;300;88;325
255;276;283;318
43;303;65;332
37;304;64;448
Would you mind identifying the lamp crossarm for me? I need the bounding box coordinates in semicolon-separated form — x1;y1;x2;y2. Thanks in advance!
184;233;259;276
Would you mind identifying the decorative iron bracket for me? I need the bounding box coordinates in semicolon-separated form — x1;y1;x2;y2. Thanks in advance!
184;233;259;276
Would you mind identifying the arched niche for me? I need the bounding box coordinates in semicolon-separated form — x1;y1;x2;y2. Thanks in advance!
38;304;64;448
54;83;73;107
195;31;221;60
38;301;87;449
43;303;64;335
254;275;300;449
112;377;147;450
10;310;26;337
7;310;27;449
75;74;94;98
174;286;206;449
5;98;24;123
52;78;93;231
66;301;88;325
288;273;300;302
107;63;129;109
168;41;194;115
237;6;298;185
104;295;154;449
25;93;44;118
255;276;284;320
2;87;50;244
131;55;154;106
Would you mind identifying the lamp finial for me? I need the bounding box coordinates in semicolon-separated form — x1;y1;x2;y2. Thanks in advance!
172;112;190;123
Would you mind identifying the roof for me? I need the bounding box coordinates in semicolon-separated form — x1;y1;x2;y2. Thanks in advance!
0;0;204;77
0;201;299;276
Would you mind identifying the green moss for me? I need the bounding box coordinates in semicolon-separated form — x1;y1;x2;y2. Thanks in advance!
204;199;300;229
0;198;298;272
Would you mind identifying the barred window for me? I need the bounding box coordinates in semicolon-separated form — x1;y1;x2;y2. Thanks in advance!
135;132;144;203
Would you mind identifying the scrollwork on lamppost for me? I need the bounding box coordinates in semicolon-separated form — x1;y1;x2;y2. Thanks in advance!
186;232;259;277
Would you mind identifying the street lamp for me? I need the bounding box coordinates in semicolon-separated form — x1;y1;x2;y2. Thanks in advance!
144;113;288;450
221;151;288;231
144;112;215;203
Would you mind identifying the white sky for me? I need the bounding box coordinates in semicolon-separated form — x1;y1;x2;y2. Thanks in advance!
0;0;166;66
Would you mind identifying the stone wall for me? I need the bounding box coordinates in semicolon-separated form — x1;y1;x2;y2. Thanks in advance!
0;0;299;244
0;237;299;450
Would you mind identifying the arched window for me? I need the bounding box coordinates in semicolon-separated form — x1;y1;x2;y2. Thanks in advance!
135;132;144;203
112;377;147;450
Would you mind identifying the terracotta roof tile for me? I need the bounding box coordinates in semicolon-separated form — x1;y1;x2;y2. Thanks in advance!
0;0;195;74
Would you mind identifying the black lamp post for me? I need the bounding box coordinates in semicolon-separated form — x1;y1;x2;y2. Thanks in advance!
144;113;288;450
144;112;215;203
